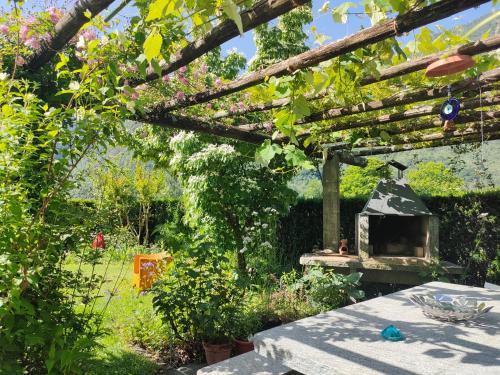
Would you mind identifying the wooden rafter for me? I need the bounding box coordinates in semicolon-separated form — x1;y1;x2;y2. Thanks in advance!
27;0;116;71
320;108;500;147
385;110;500;136
309;95;500;136
158;0;490;111
212;36;500;119
137;110;270;144
247;68;500;134
130;0;309;86
351;131;500;156
389;121;500;144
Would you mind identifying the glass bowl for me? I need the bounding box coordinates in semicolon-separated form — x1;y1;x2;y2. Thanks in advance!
409;293;493;322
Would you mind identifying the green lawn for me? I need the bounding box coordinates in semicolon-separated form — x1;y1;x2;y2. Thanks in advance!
66;258;164;375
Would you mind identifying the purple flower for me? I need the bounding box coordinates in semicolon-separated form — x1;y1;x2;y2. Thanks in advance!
162;74;170;82
215;78;222;86
82;29;97;41
206;103;212;109
0;24;9;34
178;75;189;86
238;101;245;109
24;37;41;50
15;55;25;66
200;63;208;74
175;91;185;100
179;66;187;73
20;25;29;41
229;104;237;113
47;7;60;24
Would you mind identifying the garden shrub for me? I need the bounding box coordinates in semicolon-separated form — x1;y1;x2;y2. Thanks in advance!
152;237;243;345
291;268;365;310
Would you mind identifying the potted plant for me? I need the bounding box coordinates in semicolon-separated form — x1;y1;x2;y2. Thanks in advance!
198;299;240;364
233;308;263;355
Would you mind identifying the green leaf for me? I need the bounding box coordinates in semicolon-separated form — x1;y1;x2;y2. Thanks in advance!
144;30;163;62
332;2;356;24
380;130;391;142
146;0;169;21
292;95;311;118
255;140;282;166
222;0;243;35
319;1;330;13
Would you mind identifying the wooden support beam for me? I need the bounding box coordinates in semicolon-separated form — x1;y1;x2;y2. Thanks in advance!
158;0;490;111
249;68;500;133
213;36;500;119
322;154;340;251
313;95;500;135
389;121;500;144
359;36;500;86
385;110;500;136
27;0;116;71
130;0;309;86
351;130;500;156
137;110;270;144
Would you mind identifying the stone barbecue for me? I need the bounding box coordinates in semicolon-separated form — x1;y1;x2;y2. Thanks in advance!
355;179;439;261
300;173;462;285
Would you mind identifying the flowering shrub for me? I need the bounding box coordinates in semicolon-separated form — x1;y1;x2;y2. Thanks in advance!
168;131;296;274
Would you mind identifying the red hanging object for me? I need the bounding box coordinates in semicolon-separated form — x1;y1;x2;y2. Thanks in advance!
92;232;105;249
425;55;475;77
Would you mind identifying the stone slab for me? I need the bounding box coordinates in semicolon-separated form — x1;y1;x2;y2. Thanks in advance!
197;351;294;375
254;282;500;375
300;253;463;273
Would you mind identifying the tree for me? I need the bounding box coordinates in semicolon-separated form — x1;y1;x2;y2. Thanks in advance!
205;46;247;80
407;161;465;196
340;158;392;198
248;5;312;71
168;132;296;273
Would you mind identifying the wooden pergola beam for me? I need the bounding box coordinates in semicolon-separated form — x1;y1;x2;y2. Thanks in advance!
212;36;500;119
27;0;116;71
158;0;490;111
321;110;500;149
312;95;500;136
351;130;500;156
258;68;500;135
130;0;309;86
138;110;270;144
385;110;500;136
389;121;500;144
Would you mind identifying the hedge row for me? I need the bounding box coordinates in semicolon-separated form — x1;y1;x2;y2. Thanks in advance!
276;190;500;286
70;190;500;286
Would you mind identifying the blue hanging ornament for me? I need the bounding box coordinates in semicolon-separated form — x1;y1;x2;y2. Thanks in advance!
440;97;460;121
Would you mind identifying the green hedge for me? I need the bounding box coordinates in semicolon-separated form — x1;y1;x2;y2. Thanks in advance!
276;191;500;286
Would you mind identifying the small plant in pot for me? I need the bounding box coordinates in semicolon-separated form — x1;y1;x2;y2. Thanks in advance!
233;308;263;355
152;237;243;365
198;296;241;364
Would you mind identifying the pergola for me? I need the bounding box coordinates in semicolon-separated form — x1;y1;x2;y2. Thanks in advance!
25;0;499;256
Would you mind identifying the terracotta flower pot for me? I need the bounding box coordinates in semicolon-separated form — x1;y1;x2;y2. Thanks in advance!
425;54;474;77
234;339;254;355
202;342;232;365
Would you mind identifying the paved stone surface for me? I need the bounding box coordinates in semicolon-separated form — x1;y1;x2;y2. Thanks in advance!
164;363;205;375
197;351;293;375
254;282;500;375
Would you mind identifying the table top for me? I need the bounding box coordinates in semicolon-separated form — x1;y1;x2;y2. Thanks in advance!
253;282;500;375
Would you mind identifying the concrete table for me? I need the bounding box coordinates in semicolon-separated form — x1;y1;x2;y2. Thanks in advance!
254;282;500;375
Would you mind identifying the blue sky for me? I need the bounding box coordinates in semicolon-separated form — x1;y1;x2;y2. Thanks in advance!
0;0;496;60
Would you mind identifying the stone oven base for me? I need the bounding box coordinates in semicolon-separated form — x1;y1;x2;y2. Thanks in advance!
299;253;463;285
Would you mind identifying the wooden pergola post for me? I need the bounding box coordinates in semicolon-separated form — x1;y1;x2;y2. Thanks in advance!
322;153;340;251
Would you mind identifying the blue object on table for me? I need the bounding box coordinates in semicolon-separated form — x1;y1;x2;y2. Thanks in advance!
381;325;405;341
